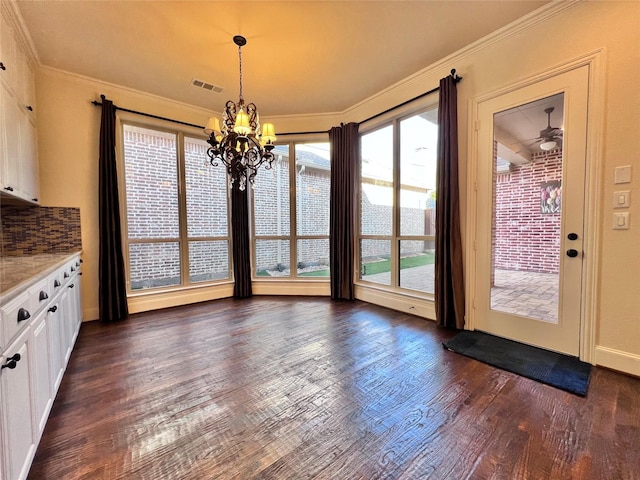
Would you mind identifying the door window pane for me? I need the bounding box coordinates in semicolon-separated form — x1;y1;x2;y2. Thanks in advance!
490;93;564;323
297;239;329;277
129;242;180;290
400;113;438;236
255;239;291;277
123;126;179;239
359;239;391;285
361;126;393;236
185;136;228;238
188;240;229;283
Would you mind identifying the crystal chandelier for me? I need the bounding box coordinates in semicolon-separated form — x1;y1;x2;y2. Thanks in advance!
204;35;276;191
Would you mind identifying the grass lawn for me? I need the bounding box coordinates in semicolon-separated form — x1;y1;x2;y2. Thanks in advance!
295;252;435;277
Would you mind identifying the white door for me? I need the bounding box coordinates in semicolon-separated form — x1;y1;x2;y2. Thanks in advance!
473;66;589;356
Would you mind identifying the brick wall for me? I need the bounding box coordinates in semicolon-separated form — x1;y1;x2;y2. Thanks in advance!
493;150;562;274
123;127;180;240
123;127;229;288
360;184;434;259
253;159;332;272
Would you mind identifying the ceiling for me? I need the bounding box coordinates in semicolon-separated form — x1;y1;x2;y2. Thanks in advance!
494;93;564;164
16;1;549;117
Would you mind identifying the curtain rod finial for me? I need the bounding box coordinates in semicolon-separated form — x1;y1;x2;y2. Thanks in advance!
100;94;106;100
451;69;462;83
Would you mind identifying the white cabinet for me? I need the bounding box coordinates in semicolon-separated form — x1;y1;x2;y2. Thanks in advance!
31;311;51;435
0;5;39;204
0;254;82;480
0;328;36;480
46;298;64;392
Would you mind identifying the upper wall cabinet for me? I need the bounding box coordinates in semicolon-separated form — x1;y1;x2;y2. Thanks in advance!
0;5;39;204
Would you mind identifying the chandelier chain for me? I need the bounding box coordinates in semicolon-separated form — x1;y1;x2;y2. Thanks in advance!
238;43;243;103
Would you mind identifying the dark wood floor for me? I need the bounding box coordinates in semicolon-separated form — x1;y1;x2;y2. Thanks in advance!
28;297;639;480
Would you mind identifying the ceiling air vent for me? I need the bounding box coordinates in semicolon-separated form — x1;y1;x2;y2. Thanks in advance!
191;78;223;93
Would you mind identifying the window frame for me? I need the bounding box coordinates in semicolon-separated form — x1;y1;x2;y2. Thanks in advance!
117;114;232;295
357;100;439;296
250;136;331;282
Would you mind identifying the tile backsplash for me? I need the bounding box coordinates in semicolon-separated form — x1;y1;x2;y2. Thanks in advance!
1;205;82;256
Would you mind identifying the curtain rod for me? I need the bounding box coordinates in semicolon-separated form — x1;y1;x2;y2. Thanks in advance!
91;95;204;130
277;69;462;136
91;69;462;136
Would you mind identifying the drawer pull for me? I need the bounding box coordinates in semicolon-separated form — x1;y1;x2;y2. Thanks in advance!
2;354;21;370
4;186;14;192
64;272;69;278
0;62;5;70
39;290;49;301
48;305;58;313
17;308;30;322
54;279;61;287
68;283;75;289
71;266;75;272
76;261;80;267
26;105;33;112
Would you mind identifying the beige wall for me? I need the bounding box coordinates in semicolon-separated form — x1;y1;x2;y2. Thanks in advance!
36;1;639;373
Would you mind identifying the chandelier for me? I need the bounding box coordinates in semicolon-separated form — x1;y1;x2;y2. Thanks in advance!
204;36;276;191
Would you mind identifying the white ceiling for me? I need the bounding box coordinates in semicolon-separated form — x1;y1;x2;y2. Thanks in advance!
16;1;549;117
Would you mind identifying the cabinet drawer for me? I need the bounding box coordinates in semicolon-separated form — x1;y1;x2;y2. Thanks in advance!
29;277;51;315
1;290;32;349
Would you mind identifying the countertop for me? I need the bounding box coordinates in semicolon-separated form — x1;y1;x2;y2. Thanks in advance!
0;252;82;304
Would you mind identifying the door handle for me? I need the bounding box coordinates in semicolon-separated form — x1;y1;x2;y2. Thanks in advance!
566;249;579;258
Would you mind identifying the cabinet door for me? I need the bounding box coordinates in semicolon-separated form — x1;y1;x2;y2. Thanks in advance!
1;82;20;193
0;12;17;91
46;300;64;392
18;111;38;203
70;278;82;338
31;312;51;436
1;328;36;480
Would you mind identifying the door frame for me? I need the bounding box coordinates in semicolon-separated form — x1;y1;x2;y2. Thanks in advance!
466;50;605;363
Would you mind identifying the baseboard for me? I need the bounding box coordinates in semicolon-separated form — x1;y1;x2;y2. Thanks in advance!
355;284;436;321
127;283;234;315
594;346;640;377
252;281;330;296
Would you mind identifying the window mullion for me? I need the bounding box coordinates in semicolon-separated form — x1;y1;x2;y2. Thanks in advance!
392;119;401;288
290;142;297;277
177;132;190;286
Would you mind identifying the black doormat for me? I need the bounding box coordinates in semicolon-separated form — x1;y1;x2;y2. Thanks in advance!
443;330;592;396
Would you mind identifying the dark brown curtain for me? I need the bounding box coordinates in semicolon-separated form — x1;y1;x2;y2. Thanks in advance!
329;122;359;300
231;186;252;298
98;95;128;322
435;75;465;329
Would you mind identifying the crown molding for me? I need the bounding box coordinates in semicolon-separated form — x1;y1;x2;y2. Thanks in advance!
2;0;40;67
40;65;219;117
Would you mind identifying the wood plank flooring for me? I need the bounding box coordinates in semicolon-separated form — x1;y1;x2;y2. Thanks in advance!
28;297;640;479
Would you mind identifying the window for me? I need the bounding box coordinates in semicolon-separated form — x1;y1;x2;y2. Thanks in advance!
121;123;230;292
358;107;438;294
252;142;331;279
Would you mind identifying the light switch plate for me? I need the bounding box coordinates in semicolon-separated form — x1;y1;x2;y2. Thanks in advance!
614;190;630;208
613;212;629;230
614;165;632;184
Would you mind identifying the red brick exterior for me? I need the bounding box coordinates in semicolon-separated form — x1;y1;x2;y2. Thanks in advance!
493;150;563;274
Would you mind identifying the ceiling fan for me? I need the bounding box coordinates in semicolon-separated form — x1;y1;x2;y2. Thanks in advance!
530;107;563;151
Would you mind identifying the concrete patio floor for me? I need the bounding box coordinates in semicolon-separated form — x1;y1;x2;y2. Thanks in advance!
362;266;558;322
